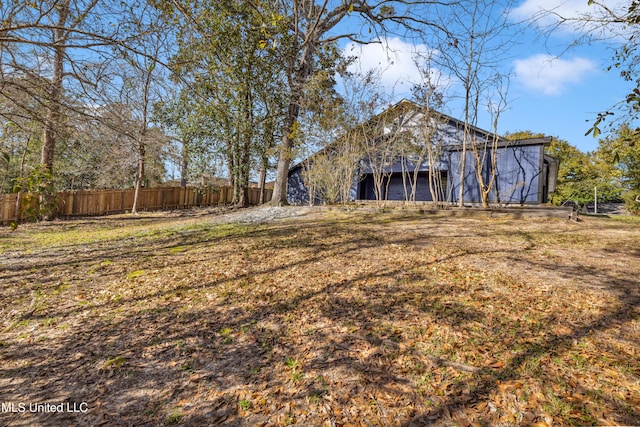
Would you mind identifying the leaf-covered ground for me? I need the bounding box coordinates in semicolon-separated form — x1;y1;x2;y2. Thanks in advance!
1;207;639;426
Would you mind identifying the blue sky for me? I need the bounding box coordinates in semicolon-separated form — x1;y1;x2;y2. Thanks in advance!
334;0;632;153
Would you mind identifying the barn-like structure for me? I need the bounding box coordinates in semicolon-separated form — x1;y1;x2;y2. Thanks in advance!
288;100;558;205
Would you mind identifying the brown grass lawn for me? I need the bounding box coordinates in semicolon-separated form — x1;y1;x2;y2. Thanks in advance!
0;207;639;426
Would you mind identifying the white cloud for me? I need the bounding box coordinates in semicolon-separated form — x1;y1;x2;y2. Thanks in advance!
513;54;597;95
513;0;596;21
511;0;629;36
343;37;439;96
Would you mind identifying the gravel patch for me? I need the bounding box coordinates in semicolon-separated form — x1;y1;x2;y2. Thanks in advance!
211;205;316;224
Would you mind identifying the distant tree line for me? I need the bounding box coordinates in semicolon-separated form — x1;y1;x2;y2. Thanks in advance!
1;0;639;220
1;0;462;218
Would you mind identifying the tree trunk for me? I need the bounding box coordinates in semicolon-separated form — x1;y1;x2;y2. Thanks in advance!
232;170;239;204
270;148;289;205
236;141;251;207
237;185;249;207
131;143;145;214
258;161;267;204
132;62;152;214
236;89;253;208
40;0;70;220
401;154;409;203
270;42;312;206
180;142;188;187
270;103;299;205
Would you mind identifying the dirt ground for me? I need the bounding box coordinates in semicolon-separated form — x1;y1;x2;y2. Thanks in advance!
0;206;639;426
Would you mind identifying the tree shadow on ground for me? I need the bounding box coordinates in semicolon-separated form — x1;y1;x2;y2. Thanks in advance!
403;235;640;425
1;212;638;426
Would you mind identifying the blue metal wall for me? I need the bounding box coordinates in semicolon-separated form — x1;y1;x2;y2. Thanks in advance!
286;109;547;205
493;145;543;204
446;144;543;204
287;166;311;205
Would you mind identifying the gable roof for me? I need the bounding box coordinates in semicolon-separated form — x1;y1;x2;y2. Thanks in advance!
388;99;553;149
290;98;553;170
388;99;502;142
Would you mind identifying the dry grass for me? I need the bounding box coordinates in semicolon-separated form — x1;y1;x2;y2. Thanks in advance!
0;208;639;426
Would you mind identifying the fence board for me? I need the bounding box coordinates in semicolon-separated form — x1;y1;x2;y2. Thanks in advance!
0;186;272;224
1;194;17;224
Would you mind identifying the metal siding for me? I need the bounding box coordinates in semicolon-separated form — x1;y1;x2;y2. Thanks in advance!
448;150;482;203
537;145;545;203
291;144;546;205
494;145;541;204
287;104;549;205
349;179;359;201
413;176;436;201
287;166;310;205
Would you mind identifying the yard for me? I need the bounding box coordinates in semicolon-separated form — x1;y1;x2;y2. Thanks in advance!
0;207;639;426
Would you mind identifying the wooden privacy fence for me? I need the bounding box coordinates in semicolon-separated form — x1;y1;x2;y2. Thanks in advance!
0;186;272;225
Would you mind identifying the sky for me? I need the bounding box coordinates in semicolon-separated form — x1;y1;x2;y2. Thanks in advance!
334;0;633;153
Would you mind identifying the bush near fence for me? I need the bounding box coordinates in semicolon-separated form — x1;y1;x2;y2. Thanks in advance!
0;186;272;225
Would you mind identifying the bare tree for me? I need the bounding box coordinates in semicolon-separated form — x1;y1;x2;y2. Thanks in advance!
301;136;363;205
415;107;446;206
295;67;379;206
471;75;508;207
358;107;411;208
2;0;94;217
115;6;173;214
429;0;517;207
0;0;172;218
410;56;448;206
